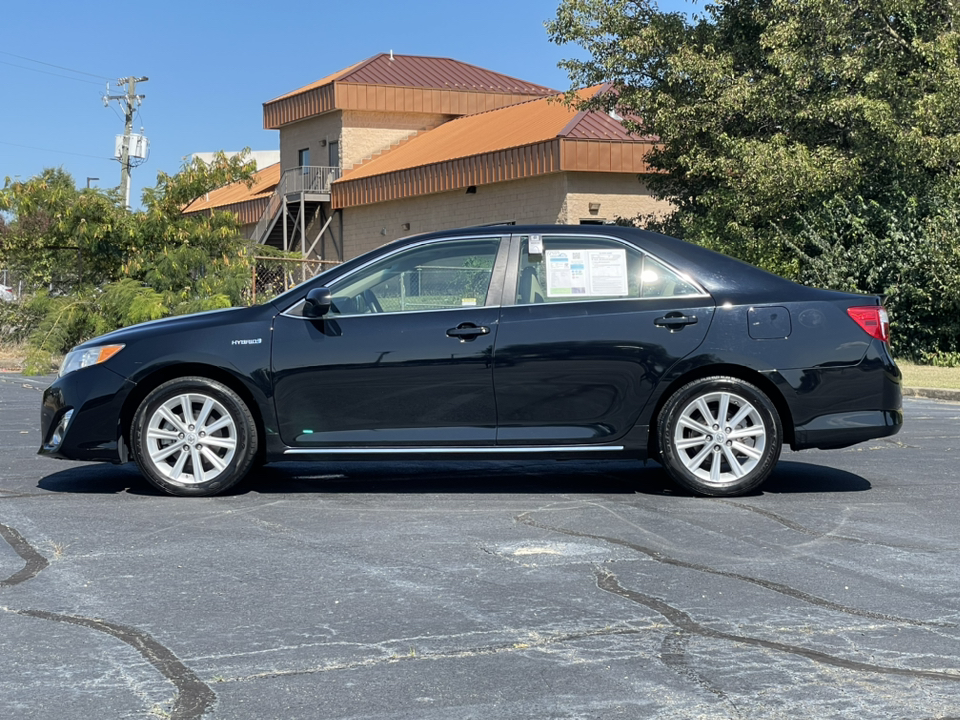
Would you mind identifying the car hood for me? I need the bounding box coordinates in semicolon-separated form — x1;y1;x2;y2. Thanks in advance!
75;305;272;349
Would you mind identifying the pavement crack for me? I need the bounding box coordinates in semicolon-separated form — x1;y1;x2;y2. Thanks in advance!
226;624;650;683
596;566;960;684
516;512;952;628
1;523;214;719
0;522;49;587
713;499;942;552
659;628;742;719
5;607;215;720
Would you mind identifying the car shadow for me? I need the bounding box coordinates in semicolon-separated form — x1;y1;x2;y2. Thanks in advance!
36;459;870;497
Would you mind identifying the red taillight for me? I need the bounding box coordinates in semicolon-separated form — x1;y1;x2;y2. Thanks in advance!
847;306;890;343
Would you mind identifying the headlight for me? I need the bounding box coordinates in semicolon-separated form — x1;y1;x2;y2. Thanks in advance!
59;344;125;377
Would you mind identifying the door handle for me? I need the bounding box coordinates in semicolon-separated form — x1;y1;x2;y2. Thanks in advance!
446;323;490;341
654;312;698;330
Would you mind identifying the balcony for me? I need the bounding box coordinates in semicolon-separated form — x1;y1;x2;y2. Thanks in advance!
253;166;342;251
281;165;341;200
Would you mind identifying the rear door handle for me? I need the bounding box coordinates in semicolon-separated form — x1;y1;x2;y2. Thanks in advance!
446;323;490;341
654;312;698;330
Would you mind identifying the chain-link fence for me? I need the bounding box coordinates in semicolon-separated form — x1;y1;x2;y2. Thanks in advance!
2;246;87;302
249;256;341;305
373;266;492;312
0;268;22;302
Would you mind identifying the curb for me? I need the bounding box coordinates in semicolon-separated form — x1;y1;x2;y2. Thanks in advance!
902;386;960;403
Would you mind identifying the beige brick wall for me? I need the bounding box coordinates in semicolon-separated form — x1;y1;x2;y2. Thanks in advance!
563;172;672;224
341;110;454;170
337;171;673;259
278;109;455;174
340;174;569;258
278;112;344;171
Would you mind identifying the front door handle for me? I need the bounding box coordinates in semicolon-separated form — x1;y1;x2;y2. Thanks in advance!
654;312;698;331
446;323;490;341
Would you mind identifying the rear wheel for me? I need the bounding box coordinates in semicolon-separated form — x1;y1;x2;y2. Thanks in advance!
131;377;258;496
658;376;782;496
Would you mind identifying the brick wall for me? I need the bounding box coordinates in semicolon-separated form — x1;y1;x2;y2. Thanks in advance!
278;109;455;174
278;112;344;171
342;110;454;170
564;172;672;224
337;171;673;259
340;174;569;258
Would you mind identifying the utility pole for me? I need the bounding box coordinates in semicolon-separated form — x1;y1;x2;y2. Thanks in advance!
104;76;148;207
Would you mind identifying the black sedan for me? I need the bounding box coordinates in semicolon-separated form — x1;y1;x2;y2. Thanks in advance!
39;225;902;497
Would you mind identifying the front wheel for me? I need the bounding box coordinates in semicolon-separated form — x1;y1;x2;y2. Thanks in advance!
131;377;258;496
657;376;782;496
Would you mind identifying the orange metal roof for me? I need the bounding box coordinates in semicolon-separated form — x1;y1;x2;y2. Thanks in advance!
341;86;635;181
269;53;555;103
183;162;281;214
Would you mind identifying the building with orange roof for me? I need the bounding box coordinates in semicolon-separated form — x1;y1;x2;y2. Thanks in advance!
183;53;670;261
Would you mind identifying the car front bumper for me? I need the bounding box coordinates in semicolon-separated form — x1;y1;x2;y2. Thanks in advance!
39;365;136;462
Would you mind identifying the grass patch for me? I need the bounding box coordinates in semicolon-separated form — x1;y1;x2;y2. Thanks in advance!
0;341;29;372
0;341;60;375
898;361;960;390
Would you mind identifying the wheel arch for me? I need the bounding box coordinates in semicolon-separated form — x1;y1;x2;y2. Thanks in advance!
120;364;267;462
646;363;795;456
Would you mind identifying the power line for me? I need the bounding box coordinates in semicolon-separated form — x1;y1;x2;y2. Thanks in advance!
0;59;104;86
0;140;113;162
0;50;111;80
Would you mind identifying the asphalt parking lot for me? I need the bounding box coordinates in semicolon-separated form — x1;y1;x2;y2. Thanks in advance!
2;374;959;720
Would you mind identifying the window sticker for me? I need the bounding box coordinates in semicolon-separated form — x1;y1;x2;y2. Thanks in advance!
545;249;628;297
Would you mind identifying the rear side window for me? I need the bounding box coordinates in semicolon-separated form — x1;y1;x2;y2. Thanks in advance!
515;235;702;305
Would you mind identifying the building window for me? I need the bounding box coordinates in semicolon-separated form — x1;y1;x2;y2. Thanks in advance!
298;148;310;168
328;140;339;168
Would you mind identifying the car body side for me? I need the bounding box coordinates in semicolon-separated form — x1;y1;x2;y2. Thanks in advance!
39;226;902;466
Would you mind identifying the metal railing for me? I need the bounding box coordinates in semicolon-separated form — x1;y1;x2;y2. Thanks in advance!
252;165;341;245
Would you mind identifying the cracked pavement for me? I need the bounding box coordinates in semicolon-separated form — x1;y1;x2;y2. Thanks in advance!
2;374;960;718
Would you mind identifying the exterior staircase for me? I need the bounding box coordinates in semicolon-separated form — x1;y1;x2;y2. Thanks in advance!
253;166;342;255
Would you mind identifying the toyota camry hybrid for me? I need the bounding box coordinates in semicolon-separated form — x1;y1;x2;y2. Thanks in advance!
39;225;902;497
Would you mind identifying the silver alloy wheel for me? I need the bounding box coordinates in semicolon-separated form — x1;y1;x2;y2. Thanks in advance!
144;392;238;485
672;391;767;486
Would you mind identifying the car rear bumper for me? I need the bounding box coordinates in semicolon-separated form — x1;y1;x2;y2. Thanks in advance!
777;339;903;451
792;408;903;450
39;365;135;462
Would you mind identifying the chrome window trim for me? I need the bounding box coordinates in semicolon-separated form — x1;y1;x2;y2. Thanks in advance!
284;303;502;320
507;231;711;306
280;234;508;319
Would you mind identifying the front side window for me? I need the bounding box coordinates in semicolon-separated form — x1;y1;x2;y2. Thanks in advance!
328;238;501;316
515;235;703;305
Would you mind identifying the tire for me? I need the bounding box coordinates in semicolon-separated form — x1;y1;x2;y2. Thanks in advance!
131;377;258;497
657;376;782;497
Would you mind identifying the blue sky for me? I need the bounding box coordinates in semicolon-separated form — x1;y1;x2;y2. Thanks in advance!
2;0;696;208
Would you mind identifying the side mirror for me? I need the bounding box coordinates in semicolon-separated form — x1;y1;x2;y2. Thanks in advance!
303;287;333;318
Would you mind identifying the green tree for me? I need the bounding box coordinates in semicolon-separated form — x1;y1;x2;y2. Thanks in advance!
0;152;261;368
0;168;134;287
548;0;960;355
